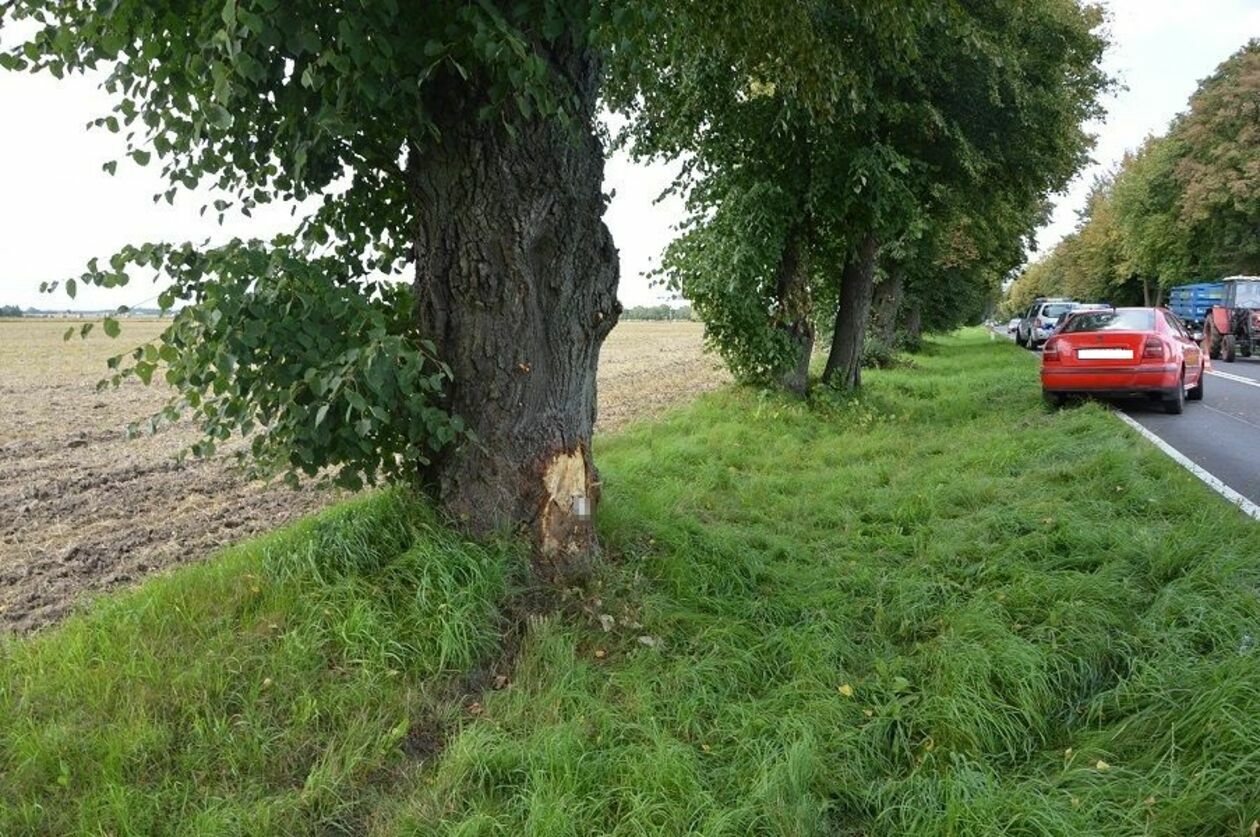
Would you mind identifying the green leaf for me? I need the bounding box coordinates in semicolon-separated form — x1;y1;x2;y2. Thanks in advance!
65;278;77;299
102;316;121;338
206;104;234;129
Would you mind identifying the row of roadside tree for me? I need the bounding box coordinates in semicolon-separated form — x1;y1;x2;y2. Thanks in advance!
1005;40;1259;317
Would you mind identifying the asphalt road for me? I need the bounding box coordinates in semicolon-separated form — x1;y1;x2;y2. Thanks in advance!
1121;361;1260;506
996;326;1260;506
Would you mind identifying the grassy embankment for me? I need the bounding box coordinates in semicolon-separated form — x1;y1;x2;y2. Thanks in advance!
2;329;1258;835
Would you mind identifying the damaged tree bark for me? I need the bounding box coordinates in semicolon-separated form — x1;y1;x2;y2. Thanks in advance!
822;233;879;389
411;45;620;582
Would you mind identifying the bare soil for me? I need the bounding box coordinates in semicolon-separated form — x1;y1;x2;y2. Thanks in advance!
0;318;726;633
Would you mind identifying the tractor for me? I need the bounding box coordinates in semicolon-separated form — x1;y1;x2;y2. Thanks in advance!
1204;276;1260;362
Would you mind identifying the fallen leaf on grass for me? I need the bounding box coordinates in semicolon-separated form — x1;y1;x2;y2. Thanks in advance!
1095;759;1110;772
838;684;855;698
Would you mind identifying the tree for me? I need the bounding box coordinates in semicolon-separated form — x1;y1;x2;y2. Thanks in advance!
1172;39;1260;276
1110;138;1192;301
614;4;928;395
2;1;896;577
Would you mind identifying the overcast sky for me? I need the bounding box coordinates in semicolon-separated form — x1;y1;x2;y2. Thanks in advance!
1;1;1257;312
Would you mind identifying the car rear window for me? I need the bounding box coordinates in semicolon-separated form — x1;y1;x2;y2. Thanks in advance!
1041;303;1076;318
1061;309;1154;333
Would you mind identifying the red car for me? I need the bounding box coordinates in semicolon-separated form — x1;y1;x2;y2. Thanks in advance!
1040;307;1205;414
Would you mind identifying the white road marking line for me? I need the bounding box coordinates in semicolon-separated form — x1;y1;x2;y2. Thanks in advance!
1202;403;1260;432
1113;410;1260;522
1207;369;1260;389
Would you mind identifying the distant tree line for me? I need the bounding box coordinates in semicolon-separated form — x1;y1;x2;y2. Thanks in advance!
0;305;24;317
621;304;693;321
1006;40;1259;316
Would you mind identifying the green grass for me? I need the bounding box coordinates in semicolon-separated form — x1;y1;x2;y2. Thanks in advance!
3;328;1259;835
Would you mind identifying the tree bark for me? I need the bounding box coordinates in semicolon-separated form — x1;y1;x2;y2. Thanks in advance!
773;223;814;396
868;260;904;361
902;301;923;351
822;233;879;389
410;45;620;582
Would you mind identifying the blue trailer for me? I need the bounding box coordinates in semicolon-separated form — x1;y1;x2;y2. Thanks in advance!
1168;282;1224;329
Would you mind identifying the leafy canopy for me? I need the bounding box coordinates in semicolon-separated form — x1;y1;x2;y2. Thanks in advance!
1008;39;1259;309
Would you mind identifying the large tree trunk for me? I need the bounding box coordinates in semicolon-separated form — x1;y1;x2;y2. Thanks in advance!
774;222;814;396
410;47;620;582
822;233;879;389
867;260;904;362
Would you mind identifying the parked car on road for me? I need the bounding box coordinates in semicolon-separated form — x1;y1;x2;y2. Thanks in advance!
1052;302;1112;332
1017;299;1078;348
1040;307;1205;414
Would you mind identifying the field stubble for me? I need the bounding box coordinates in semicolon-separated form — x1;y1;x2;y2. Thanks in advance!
0;318;725;632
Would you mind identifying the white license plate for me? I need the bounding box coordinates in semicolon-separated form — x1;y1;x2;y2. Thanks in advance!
1077;348;1133;360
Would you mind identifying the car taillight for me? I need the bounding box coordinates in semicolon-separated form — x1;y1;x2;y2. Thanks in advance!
1043;338;1060;361
1142;337;1166;360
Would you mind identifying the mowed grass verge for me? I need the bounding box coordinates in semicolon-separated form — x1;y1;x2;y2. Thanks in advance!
2;328;1258;835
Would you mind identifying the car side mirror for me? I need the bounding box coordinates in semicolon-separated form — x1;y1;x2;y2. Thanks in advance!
1192;331;1204;342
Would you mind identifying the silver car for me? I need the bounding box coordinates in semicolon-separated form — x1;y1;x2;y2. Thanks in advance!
1017;300;1078;348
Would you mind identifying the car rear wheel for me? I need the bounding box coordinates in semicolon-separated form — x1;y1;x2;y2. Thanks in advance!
1187;367;1204;401
1164;373;1186;414
1015;332;1027;347
1044;391;1065;409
